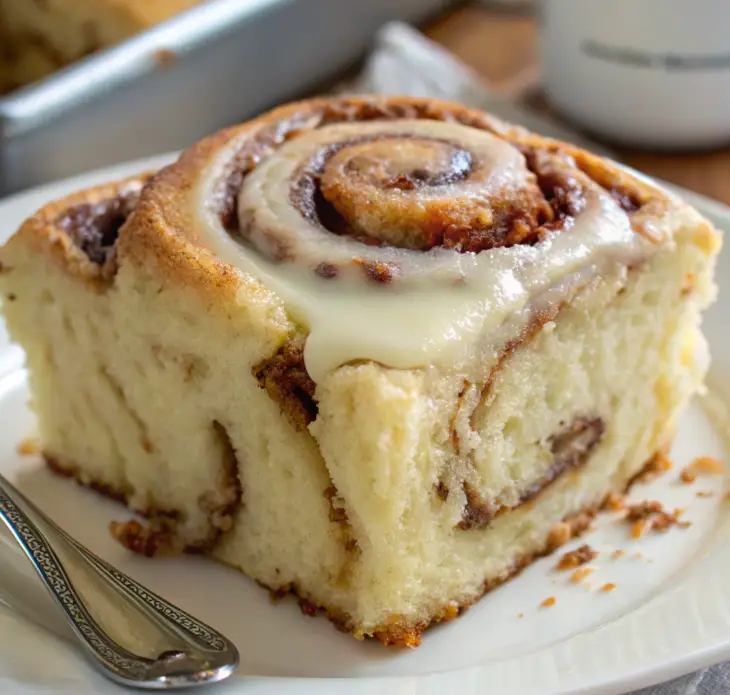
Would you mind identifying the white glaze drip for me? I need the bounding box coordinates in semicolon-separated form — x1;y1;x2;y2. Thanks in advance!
197;120;652;382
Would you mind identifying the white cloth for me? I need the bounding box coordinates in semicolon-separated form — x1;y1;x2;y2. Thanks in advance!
344;21;613;156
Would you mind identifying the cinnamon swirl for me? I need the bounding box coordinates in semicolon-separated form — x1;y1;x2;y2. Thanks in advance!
0;96;720;646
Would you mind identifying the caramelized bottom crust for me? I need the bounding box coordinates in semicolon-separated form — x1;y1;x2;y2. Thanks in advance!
46;451;241;557
46;455;184;555
264;503;596;648
43;450;659;647
46;455;131;505
46;455;172;520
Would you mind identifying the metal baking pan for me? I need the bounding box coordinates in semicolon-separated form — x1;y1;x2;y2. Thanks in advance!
0;0;454;196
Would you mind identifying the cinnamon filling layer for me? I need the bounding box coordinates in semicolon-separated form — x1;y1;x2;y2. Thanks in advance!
285;134;557;256
216;101;651;278
56;182;147;266
459;416;605;530
226;124;610;285
216;99;512;235
253;340;317;431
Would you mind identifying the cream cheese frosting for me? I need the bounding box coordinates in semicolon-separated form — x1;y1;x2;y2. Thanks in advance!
197;120;654;382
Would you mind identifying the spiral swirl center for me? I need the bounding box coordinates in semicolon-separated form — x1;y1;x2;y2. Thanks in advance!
234;120;609;284
317;138;478;250
199;97;654;382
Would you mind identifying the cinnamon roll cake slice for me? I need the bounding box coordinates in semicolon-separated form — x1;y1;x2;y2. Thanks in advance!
0;97;720;646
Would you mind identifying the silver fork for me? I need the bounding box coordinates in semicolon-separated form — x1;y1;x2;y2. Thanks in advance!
0;473;239;690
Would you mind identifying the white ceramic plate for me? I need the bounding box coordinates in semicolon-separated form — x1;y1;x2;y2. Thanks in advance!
1;157;730;695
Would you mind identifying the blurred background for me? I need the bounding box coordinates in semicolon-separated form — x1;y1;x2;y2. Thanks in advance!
1;0;729;202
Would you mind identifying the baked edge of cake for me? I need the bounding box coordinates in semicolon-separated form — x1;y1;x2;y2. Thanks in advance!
41;451;614;646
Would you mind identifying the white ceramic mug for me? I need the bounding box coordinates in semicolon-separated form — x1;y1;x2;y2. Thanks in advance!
540;0;730;150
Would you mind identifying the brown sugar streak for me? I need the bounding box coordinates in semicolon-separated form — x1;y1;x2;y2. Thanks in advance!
458;416;604;530
253;339;318;430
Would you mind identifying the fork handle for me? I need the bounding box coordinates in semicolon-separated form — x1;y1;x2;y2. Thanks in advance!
0;473;239;689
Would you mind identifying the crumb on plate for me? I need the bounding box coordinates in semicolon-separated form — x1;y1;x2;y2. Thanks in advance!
556;544;598;570
570;567;594;583
634;447;673;483
16;437;39;456
625;500;684;538
680;456;724;483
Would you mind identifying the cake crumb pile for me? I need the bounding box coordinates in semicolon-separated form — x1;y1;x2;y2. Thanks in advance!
625;500;689;538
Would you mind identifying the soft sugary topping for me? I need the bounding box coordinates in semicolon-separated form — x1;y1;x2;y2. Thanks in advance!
195;100;658;382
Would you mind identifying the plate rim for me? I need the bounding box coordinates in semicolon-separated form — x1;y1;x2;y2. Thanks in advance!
1;154;730;695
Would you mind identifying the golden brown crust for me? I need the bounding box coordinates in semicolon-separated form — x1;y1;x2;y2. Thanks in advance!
628;444;673;486
0;174;153;291
264;503;589;649
1;96;690;316
157;97;672;288
2;97;716;650
116;96;679;308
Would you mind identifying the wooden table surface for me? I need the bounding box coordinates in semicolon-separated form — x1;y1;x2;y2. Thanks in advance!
426;6;730;206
